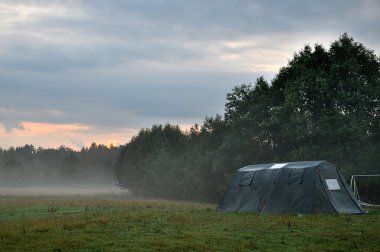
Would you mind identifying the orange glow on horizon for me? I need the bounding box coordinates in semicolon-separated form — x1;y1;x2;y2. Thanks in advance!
0;121;138;150
105;140;119;148
11;122;90;137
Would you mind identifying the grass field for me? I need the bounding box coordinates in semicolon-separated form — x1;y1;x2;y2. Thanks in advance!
0;195;379;251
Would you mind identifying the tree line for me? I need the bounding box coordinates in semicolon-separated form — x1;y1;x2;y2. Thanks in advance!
0;143;121;187
1;34;379;202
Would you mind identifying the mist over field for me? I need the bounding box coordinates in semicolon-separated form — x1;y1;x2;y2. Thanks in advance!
0;186;122;196
0;143;125;196
0;173;124;197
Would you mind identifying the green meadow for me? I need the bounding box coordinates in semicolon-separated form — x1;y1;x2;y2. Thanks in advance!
0;195;379;251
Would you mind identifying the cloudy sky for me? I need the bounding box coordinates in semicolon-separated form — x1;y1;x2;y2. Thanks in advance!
1;0;379;150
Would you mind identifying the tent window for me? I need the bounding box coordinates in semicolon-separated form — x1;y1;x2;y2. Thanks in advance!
270;163;288;169
325;179;341;190
239;171;255;186
288;169;305;184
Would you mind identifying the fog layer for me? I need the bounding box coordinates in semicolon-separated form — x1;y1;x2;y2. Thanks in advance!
0;144;122;195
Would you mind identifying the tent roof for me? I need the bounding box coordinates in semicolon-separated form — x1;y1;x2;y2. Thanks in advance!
239;160;330;172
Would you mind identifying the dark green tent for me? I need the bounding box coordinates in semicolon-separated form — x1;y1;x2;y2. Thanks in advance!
218;161;365;214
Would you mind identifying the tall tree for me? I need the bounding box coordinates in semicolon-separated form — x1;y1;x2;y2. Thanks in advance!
114;124;190;199
271;33;380;174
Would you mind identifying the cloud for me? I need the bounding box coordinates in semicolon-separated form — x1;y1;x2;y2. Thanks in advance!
0;66;256;131
1;1;379;77
0;0;379;148
2;1;378;73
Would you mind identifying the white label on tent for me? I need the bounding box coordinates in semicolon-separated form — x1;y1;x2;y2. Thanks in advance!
325;179;340;190
270;163;288;169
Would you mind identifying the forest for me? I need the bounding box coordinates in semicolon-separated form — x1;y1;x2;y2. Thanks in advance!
1;34;379;202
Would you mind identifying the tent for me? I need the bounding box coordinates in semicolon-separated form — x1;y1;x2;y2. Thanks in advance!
218;160;365;214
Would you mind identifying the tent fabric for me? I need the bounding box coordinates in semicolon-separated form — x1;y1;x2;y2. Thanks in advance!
218;160;365;214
